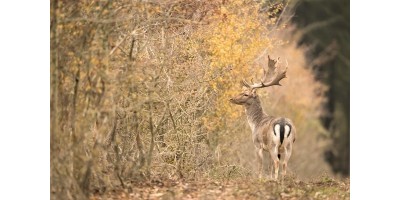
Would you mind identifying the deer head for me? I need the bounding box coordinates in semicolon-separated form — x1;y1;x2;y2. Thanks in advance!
229;89;258;105
230;55;288;105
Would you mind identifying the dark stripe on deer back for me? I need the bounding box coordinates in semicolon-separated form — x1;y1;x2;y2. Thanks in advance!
279;119;285;144
273;118;286;144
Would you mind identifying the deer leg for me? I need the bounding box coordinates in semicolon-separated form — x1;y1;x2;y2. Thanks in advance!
256;148;264;179
269;146;280;180
269;157;274;179
273;159;279;180
280;149;287;177
282;145;292;178
282;162;287;177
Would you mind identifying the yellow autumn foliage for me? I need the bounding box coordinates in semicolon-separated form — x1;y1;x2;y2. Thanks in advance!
202;0;281;132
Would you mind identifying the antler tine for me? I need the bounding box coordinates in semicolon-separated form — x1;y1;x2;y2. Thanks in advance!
241;74;256;88
261;65;267;83
241;79;251;88
285;58;288;69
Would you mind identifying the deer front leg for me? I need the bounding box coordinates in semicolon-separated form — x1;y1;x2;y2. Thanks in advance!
269;146;280;180
255;148;264;179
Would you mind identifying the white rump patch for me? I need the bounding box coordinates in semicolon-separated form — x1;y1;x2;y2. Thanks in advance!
274;124;280;137
284;125;291;137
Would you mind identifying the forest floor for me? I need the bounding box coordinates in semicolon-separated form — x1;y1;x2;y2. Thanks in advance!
90;175;350;200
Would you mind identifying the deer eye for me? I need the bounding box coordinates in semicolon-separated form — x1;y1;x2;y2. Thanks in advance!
243;94;249;96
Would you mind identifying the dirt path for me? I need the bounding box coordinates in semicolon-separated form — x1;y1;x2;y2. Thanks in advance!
91;176;349;200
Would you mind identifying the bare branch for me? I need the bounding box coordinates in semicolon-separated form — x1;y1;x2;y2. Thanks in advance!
109;29;140;56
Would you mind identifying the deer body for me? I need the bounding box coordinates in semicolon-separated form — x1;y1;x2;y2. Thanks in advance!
230;55;296;179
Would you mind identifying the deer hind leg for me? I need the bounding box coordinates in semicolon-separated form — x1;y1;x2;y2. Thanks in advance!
280;149;287;177
269;156;274;179
256;148;264;179
281;145;292;178
269;146;280;180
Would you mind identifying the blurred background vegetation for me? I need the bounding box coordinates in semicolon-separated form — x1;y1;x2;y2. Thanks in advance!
50;0;349;199
293;0;350;176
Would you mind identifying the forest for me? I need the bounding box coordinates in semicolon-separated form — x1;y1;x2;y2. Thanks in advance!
50;0;349;199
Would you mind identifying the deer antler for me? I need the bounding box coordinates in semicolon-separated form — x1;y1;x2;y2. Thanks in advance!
242;55;287;89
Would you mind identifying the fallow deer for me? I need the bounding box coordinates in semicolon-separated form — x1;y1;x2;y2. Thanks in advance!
229;55;296;180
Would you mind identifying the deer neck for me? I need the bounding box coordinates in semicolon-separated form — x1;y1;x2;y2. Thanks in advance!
244;99;267;133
